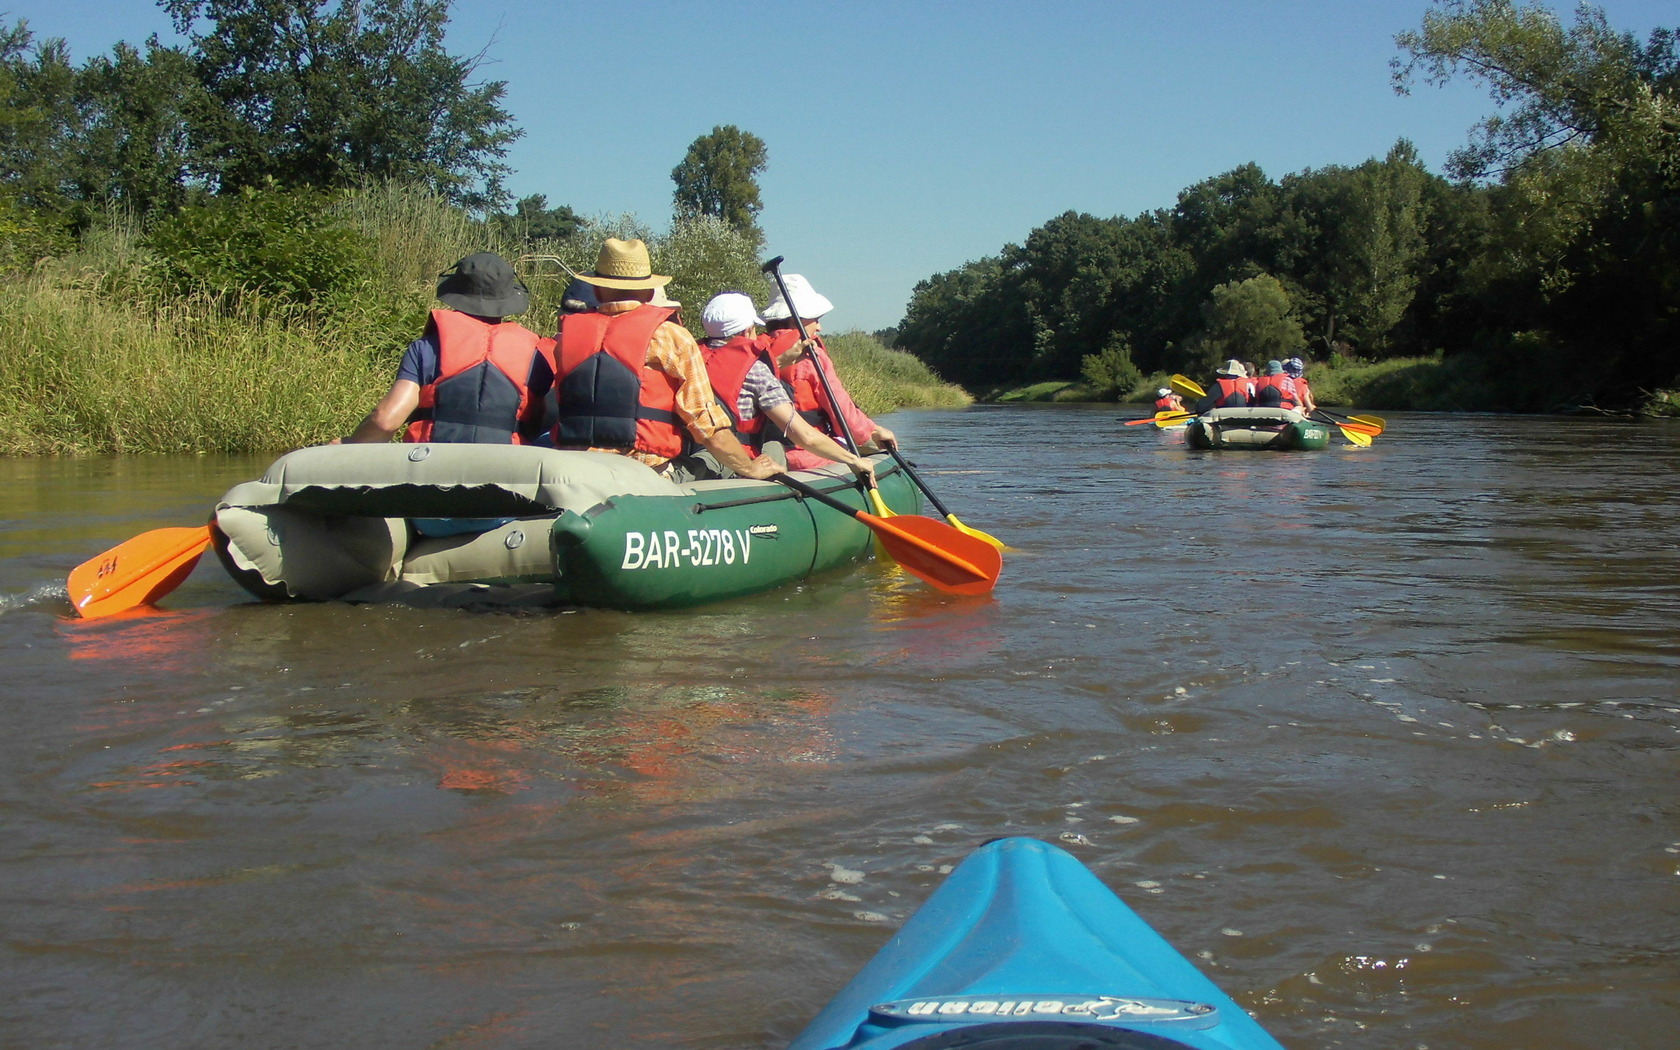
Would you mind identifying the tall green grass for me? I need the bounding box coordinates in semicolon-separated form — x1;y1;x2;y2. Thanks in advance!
0;278;389;454
1;184;973;454
821;330;972;417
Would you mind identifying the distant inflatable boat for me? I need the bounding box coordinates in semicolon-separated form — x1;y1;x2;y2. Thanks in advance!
210;444;919;610
1184;407;1331;451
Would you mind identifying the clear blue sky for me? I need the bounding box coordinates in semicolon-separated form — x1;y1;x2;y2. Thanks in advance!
7;0;1676;331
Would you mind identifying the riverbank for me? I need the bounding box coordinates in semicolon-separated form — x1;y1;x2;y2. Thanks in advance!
986;354;1680;416
0;262;965;456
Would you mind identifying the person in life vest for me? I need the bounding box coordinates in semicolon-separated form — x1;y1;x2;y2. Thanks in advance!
551;238;779;481
689;291;877;484
1195;359;1254;413
1154;387;1185;412
1252;360;1303;410
762;273;896;472
342;252;554;444
1283;356;1317;414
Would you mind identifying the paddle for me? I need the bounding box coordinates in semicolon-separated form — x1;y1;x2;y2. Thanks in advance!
778;475;1000;595
1169;374;1206;400
761;256;859;454
1317;408;1387;434
886;447;1005;550
1125;410;1194;427
67;524;213;619
1311;412;1374;446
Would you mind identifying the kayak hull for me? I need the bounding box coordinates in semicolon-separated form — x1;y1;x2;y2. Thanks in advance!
1185;408;1329;451
210;444;918;610
788;837;1284;1050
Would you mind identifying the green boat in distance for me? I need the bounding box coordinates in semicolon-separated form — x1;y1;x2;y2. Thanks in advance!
1184;407;1331;451
211;443;920;610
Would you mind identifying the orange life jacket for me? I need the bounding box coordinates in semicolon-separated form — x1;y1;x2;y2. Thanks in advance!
1253;373;1301;410
407;310;544;444
554;305;684;459
769;329;847;441
1213;376;1252;408
1155;395;1181;411
702;333;775;455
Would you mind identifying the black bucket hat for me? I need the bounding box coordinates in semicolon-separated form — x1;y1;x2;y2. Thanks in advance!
436;252;529;316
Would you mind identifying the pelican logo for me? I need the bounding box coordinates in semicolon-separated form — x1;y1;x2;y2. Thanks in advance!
869;995;1217;1027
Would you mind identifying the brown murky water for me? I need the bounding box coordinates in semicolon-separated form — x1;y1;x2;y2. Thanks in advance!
3;407;1677;1049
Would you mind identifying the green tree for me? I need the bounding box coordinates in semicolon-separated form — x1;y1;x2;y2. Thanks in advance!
1396;0;1680;396
1198;274;1306;367
164;0;521;208
491;193;581;247
671;124;768;244
1080;334;1142;398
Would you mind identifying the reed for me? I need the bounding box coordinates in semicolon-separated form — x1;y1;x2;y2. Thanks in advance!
0;278;388;454
1;186;972;455
821;330;973;417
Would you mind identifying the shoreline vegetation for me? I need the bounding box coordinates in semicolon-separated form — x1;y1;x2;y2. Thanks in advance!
988;356;1680;417
0;183;968;456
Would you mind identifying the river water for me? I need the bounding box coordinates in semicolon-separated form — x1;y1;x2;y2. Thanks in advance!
2;405;1677;1049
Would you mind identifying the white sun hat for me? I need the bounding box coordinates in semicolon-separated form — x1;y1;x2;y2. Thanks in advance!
762;273;834;321
701;292;765;339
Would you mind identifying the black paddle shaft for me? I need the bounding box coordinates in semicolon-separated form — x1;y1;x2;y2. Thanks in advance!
760;256;859;452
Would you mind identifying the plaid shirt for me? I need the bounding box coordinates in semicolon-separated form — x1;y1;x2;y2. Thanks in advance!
594;300;733;468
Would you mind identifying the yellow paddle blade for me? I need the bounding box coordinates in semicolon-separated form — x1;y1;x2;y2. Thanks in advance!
947;513;1007;551
866;487;896;560
1169;374;1206;399
68;525;212;619
1347;414;1386;432
1127;410;1194;427
1339;425;1373;447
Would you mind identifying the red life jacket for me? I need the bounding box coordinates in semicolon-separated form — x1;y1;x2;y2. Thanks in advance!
554;305;685;459
769;329;846;440
1154;395;1181;411
407;310;544;444
1253;373;1300;410
1213;376;1252;408
702;333;775;455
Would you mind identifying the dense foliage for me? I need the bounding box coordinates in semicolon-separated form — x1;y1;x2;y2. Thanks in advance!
1;1;516;225
897;1;1679;411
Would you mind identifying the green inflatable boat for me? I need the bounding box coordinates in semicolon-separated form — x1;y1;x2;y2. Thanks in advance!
210;444;920;610
1184;407;1331;451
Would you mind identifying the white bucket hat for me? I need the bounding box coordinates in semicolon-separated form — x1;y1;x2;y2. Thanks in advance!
701;292;764;339
1217;359;1245;377
762;273;834;321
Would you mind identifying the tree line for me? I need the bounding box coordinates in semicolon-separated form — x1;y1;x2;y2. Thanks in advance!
895;1;1679;411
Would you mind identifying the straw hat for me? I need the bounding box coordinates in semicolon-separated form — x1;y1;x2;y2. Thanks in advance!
763;273;834;321
435;252;529;316
576;238;671;290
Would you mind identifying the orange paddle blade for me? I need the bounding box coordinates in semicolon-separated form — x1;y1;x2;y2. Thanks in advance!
861;511;1001;596
68;525;212;619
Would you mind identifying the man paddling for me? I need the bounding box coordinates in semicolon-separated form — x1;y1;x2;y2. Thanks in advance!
551;238;780;481
342;252;555;445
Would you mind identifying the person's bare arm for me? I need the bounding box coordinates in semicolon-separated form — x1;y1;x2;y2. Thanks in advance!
768;404;875;484
343;380;420;443
700;427;783;479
